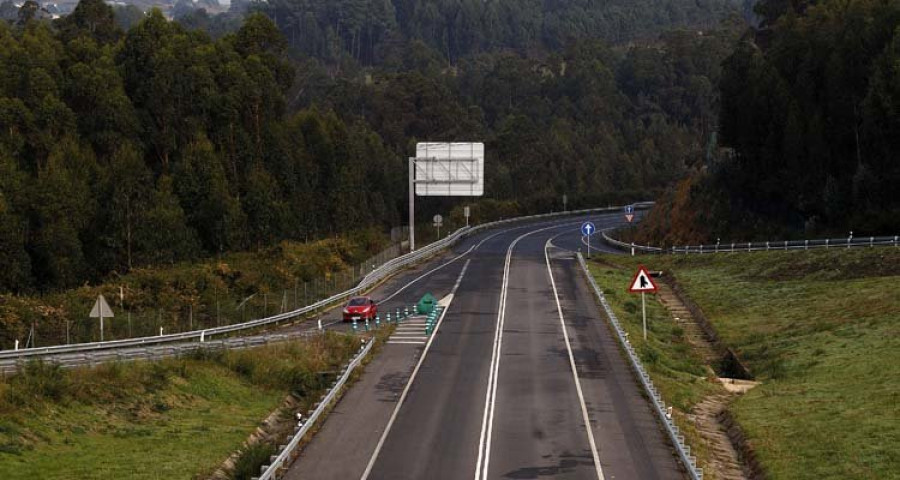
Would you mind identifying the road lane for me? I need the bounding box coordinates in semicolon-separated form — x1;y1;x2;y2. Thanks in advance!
286;212;682;480
548;243;683;480
485;231;600;479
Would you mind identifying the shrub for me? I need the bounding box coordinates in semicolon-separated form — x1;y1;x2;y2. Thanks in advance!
231;442;275;480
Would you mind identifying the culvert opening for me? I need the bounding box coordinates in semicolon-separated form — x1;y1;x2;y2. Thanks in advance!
718;348;754;380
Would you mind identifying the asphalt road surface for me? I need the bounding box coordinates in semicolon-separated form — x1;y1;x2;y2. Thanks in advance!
288;212;683;480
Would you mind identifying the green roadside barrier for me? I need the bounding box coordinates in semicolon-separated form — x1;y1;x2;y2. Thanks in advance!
417;293;437;314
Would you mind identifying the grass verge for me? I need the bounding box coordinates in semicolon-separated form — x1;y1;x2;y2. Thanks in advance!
0;332;358;479
590;247;900;479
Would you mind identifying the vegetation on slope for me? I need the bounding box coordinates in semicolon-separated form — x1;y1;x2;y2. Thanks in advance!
591;248;899;478
0;232;388;349
0;333;359;479
0;0;743;295
637;0;900;244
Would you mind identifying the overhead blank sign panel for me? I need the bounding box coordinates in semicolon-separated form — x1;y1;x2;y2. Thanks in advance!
414;142;484;196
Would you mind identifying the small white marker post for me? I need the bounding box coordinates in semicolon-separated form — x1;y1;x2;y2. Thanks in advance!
318;319;323;331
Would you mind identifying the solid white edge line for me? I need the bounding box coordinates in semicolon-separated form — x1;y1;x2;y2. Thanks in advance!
359;259;471;480
544;238;605;480
475;222;582;480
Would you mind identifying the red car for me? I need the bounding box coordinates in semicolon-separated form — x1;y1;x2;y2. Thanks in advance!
343;296;377;322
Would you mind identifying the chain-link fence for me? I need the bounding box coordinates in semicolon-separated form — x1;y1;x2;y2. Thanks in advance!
14;243;405;350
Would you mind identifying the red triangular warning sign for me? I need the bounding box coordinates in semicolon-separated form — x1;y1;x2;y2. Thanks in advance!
628;265;658;293
625;214;634;223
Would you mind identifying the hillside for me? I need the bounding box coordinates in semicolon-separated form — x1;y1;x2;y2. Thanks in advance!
589;247;900;478
0;0;743;294
636;0;900;244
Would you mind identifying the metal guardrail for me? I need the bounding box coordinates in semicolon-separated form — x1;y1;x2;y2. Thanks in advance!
577;252;703;480
0;204;651;362
256;337;376;480
602;231;900;255
0;329;322;375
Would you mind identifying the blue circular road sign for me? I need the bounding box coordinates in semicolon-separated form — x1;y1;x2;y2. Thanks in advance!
581;222;596;236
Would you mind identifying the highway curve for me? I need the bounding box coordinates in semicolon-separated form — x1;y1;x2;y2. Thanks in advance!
288;212;683;480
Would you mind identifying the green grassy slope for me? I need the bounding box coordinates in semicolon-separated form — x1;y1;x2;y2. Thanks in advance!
0;333;358;479
590;248;899;479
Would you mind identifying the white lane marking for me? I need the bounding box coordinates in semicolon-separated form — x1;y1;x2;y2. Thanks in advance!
359;259;471;480
476;222;580;480
378;230;507;304
386;341;427;345
544;238;605;480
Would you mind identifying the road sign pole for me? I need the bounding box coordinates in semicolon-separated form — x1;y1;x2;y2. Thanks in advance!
642;292;647;340
100;313;104;342
409;157;415;252
587;233;591;259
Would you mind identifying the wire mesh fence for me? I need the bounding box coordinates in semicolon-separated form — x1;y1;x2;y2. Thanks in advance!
16;243;405;350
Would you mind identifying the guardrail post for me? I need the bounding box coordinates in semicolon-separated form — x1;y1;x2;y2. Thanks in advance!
375;315;381;329
895;236;898;247
766;241;770;251
159;327;164;336
14;340;18;351
784;240;788;250
699;245;703;254
826;238;830;249
870;236;874;247
731;243;735;253
805;239;809;250
386;313;392;324
364;318;370;332
352;318;358;333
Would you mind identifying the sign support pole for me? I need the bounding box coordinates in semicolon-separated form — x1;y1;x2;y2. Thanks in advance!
100;313;104;342
642;292;647;340
409;157;415;252
587;233;591;259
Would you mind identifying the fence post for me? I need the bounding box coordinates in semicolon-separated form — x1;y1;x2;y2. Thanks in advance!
748;242;751;252
766;241;770;251
784;240;788;250
870;236;874;247
895;236;898;247
826;239;830;249
731;243;735;253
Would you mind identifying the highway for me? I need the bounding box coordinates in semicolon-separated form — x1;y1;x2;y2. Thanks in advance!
288;213;684;480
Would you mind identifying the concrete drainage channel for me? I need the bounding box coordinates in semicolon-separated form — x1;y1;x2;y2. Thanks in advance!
253;303;442;480
577;253;705;480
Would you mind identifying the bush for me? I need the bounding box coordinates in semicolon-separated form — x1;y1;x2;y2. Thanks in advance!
231;442;275;480
18;360;68;403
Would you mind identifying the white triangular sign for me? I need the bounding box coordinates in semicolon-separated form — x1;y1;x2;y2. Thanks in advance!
89;294;115;318
628;266;658;293
625;214;634;223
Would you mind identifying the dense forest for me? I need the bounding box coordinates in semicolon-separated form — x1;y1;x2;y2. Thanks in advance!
637;0;900;245
0;0;742;293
